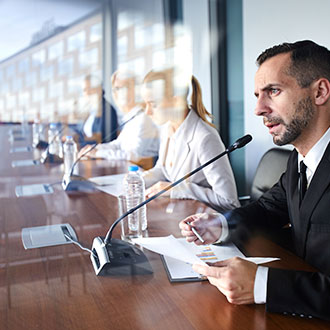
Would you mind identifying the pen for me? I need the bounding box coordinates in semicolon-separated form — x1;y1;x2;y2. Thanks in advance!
186;221;205;243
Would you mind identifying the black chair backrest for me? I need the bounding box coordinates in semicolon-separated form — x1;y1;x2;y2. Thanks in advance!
250;148;291;201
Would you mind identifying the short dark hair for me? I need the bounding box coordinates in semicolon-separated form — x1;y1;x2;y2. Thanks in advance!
256;40;330;88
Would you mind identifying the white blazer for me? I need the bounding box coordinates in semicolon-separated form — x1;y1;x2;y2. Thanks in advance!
96;107;159;161
143;110;240;212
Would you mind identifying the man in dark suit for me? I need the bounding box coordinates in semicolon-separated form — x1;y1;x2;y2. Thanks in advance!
179;40;330;320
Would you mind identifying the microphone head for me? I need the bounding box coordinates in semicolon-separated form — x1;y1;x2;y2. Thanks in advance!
228;134;252;152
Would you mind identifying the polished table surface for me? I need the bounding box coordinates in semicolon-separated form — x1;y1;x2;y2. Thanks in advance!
1;124;329;330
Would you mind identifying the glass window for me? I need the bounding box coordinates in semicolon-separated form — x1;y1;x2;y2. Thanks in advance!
152;50;166;69
134;25;149;49
118;12;132;30
0;1;103;124
19;91;30;107
40;65;54;82
90;22;102;42
117;35;128;57
32;49;46;66
67;31;86;52
79;48;98;68
11;111;20;122
33;86;45;103
19;58;30;73
58;98;74;115
68;75;84;94
12;78;23;92
152;23;164;46
41;103;55;120
6;64;15;78
6;94;17;109
58;57;74;76
25;71;37;87
26;107;37;121
120;57;145;76
1;82;9;94
49;81;63;99
48;41;64;60
118;11;144;30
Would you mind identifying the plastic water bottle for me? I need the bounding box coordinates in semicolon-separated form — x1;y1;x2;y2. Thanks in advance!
124;165;147;236
32;120;40;147
38;123;46;143
21;107;28;135
48;123;62;156
63;136;77;177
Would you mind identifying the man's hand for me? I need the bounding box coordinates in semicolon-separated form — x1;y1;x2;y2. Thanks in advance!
145;181;171;199
179;213;223;245
193;257;258;304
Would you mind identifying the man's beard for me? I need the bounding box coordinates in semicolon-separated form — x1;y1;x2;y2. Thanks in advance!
265;96;315;146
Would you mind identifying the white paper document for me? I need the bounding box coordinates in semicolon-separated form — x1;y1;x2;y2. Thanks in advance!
89;174;126;197
15;183;54;197
133;235;204;265
133;235;279;265
132;235;280;281
12;159;40;167
22;223;77;249
10;146;32;153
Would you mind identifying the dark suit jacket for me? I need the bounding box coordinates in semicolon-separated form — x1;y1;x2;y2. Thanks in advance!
225;141;330;320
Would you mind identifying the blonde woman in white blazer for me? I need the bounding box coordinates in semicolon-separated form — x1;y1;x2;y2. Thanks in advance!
142;69;240;212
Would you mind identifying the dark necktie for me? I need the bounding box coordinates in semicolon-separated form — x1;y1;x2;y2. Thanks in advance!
299;161;307;205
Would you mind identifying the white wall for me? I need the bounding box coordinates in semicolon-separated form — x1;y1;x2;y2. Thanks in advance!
243;0;330;188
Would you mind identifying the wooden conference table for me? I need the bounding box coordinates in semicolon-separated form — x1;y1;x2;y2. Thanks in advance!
0;124;329;330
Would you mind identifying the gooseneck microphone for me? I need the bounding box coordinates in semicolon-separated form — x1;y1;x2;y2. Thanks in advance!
227;134;252;152
104;134;252;243
62;111;141;192
40;125;66;164
90;134;252;276
34;124;49;150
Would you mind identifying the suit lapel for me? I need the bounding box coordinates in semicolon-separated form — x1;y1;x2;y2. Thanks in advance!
299;142;330;257
286;151;303;254
170;110;198;179
170;140;190;179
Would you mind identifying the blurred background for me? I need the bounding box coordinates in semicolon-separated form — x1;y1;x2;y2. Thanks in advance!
1;0;329;195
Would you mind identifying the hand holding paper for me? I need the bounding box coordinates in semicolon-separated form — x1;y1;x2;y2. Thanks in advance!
132;235;279;282
132;235;279;266
193;257;258;304
133;235;204;265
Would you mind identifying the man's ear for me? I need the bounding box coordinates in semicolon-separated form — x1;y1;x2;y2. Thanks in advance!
314;78;330;105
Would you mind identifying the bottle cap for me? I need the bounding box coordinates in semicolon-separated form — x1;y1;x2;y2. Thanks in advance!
128;165;139;172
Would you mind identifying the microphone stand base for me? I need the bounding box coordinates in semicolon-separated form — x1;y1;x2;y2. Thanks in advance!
40;152;63;164
62;175;96;192
91;237;153;276
34;140;49;150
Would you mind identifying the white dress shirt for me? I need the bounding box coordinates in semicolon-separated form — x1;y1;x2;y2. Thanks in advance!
218;127;330;303
95;107;159;161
